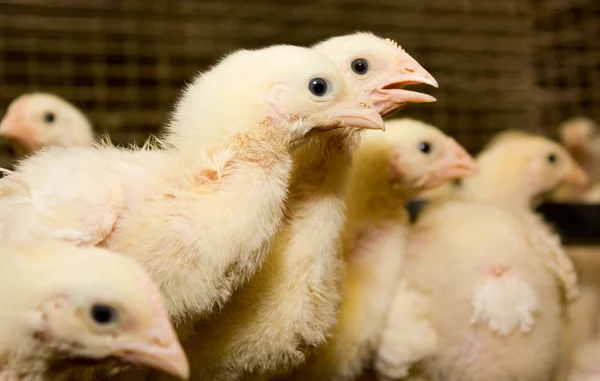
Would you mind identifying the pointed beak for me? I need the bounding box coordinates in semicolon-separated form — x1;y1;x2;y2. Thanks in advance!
565;163;589;187
117;322;190;379
328;107;386;131
371;50;438;116
425;138;477;188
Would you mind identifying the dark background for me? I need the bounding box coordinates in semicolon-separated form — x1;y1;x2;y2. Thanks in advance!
0;0;598;168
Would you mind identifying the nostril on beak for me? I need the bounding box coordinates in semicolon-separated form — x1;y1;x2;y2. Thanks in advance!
404;67;415;73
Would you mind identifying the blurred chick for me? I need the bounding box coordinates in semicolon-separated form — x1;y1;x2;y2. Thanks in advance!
376;201;567;381
288;119;477;381
178;34;438;381
0;93;94;157
558;117;600;185
0;45;383;337
0;240;188;381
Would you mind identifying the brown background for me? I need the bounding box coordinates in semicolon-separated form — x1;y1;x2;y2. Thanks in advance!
0;0;598;169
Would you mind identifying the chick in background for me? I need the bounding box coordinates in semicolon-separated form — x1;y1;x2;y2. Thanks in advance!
0;93;94;157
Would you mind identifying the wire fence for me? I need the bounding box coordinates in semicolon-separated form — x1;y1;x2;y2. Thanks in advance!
0;0;597;167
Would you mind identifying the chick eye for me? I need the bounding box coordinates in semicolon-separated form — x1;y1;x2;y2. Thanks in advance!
351;59;369;75
90;304;118;325
43;112;55;124
547;153;558;164
418;141;431;154
308;78;329;97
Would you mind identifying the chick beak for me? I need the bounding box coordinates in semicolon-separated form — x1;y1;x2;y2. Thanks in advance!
328;106;386;131
116;323;190;379
426;139;477;188
372;51;439;116
565;163;589;188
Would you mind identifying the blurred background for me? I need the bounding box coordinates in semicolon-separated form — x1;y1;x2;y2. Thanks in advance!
0;0;598;168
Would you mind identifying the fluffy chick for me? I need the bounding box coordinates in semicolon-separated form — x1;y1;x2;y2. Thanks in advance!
177;33;439;381
288;118;476;381
0;93;94;157
0;240;188;381
0;45;383;335
376;201;567;381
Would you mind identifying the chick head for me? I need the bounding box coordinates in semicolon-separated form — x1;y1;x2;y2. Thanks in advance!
558;116;600;164
0;93;94;156
473;132;589;206
313;32;438;117
9;241;189;379
352;118;476;197
167;45;384;153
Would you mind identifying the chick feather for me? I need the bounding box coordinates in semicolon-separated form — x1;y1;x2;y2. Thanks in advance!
376;201;566;381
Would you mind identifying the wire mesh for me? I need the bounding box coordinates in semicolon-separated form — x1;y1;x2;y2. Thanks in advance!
0;0;595;168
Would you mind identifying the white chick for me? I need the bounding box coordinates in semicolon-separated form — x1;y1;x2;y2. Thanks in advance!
0;240;188;381
177;33;439;381
376;201;567;381
287;118;477;381
0;45;383;332
0;93;94;157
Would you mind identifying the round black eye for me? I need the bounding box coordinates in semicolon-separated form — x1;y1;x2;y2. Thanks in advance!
418;141;431;154
351;58;369;75
308;78;328;97
43;112;55;123
90;304;118;325
547;153;557;164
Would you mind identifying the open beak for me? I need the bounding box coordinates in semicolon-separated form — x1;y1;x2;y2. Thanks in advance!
328;107;386;131
565;163;589;188
372;50;439;117
117;324;190;379
425;138;477;188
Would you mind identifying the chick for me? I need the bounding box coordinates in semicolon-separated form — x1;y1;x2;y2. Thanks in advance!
177;34;439;381
0;93;94;157
0;45;384;334
287;118;476;381
558;117;600;185
376;201;567;381
0;240;188;381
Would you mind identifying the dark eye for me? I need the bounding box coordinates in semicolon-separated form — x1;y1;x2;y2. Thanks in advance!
418;141;431;154
351;58;369;75
547;153;557;164
43;112;55;124
90;304;118;325
308;78;328;97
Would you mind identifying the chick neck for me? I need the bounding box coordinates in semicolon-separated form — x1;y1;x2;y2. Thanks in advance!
462;150;536;211
345;164;414;226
